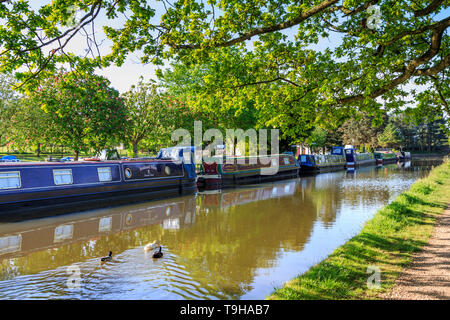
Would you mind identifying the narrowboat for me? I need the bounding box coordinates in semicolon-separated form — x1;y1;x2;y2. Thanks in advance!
332;146;376;169
374;152;399;165
0;148;196;220
197;154;299;190
298;154;346;174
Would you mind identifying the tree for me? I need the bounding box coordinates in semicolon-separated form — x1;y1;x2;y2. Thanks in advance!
159;61;259;132
121;78;199;157
26;69;127;160
1;0;448;138
324;126;343;150
339;112;387;150
122;79;165;158
407;68;449;127
306;127;328;153
7;96;52;156
0;74;18;148
377;122;403;149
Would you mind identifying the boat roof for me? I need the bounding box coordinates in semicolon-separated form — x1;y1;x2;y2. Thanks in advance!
0;159;175;166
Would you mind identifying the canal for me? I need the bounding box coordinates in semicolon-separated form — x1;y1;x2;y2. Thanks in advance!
0;159;442;299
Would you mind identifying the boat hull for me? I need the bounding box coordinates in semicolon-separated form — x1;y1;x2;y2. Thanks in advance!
381;157;399;164
298;154;346;175
199;155;299;190
353;158;377;167
0;160;196;220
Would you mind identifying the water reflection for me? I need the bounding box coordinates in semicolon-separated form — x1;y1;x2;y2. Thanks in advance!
0;160;440;299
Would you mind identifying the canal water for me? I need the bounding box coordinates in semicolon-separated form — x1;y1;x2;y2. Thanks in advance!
0;160;442;299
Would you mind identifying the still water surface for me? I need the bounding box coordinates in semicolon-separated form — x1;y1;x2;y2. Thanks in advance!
0;160;442;299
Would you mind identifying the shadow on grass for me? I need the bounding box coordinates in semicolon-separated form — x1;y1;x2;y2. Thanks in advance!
380;200;436;229
357;233;427;254
402;193;447;209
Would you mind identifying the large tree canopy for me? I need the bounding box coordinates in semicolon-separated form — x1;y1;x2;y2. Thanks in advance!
0;0;448;141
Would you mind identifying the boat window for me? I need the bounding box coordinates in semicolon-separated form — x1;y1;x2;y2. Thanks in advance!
99;216;112;232
0;235;22;254
97;167;112;182
0;171;21;189
163;218;180;230
53;169;73;185
54;224;73;242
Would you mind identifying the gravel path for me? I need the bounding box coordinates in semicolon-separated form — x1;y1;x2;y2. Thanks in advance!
384;207;450;300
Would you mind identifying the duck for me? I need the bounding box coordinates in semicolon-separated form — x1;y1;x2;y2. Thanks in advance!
144;240;160;252
100;251;112;263
152;246;163;259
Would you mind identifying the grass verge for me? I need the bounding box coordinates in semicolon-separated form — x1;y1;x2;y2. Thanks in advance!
267;159;450;300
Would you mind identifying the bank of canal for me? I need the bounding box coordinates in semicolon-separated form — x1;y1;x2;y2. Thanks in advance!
0;160;442;299
268;159;449;300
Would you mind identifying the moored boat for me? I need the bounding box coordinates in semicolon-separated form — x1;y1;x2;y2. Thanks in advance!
332;146;376;169
374;152;398;165
298;154;346;174
355;152;377;166
197;154;299;190
0;151;196;219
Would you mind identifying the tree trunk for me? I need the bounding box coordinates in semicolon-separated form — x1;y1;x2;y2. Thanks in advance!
36;143;41;158
132;141;139;158
74;150;79;161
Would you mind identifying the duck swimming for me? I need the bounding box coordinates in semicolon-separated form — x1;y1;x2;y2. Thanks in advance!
101;251;112;262
152;246;163;259
144;240;160;252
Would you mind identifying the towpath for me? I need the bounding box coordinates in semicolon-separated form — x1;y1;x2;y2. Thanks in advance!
384;207;450;299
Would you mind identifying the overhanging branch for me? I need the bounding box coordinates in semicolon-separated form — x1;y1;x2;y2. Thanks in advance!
168;0;339;49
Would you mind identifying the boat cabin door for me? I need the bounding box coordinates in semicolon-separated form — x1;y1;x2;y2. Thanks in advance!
344;148;355;163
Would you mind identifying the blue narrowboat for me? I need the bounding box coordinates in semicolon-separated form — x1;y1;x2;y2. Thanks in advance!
0;148;196;220
298;153;346;174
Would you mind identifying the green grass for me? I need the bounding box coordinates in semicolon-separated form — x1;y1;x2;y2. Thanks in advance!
268;160;450;300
